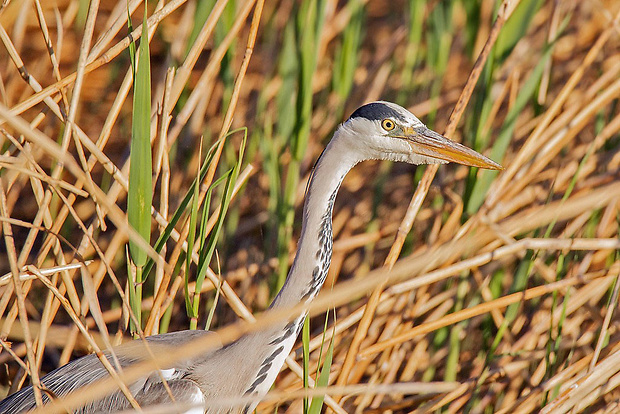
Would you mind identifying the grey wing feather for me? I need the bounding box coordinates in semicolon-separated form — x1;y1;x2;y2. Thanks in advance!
0;330;218;413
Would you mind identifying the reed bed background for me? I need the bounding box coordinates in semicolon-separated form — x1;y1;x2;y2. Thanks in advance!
0;0;619;412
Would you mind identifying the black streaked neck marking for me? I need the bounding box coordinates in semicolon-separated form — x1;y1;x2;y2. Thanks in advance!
303;187;336;300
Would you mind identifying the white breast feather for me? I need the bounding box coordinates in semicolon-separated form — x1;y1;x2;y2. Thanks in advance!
182;388;205;414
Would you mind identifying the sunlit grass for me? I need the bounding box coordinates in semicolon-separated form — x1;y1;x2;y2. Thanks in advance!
127;5;152;335
275;0;327;291
0;0;618;413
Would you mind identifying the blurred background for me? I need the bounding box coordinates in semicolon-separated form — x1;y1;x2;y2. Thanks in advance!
0;0;620;412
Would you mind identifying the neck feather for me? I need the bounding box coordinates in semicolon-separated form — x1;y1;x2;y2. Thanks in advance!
235;132;358;404
271;137;357;309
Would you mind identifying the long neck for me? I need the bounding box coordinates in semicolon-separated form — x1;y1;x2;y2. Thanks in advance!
270;138;357;310
232;136;357;404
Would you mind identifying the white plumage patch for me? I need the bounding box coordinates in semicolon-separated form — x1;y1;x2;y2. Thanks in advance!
159;368;177;380
182;388;205;414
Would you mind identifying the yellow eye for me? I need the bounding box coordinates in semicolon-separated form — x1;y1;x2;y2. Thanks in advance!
381;119;395;131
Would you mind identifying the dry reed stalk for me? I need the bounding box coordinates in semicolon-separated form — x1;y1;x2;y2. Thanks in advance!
334;0;518;396
1;1;619;413
484;7;620;209
0;0;190;120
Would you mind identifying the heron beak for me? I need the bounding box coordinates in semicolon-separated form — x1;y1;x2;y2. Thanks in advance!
397;126;503;170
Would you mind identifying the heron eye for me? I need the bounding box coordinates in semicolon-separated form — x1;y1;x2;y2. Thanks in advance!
381;119;395;131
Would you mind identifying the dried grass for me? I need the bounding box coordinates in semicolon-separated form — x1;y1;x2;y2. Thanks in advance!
0;0;619;413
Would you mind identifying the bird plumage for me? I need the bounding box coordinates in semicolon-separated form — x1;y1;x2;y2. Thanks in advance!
0;331;214;413
0;101;501;413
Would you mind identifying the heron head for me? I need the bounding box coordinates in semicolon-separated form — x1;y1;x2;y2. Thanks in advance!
337;101;502;170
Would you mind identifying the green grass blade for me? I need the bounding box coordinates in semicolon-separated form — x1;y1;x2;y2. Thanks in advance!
397;0;424;104
140;138;222;279
190;129;248;327
308;323;335;414
204;253;222;331
424;1;454;125
185;143;202;324
187;172;223;327
128;5;153;269
275;21;299;144
276;0;327;291
494;0;544;61
215;0;237;110
332;0;363;101
445;274;468;382
302;316;310;413
127;5;136;72
466;43;553;213
127;5;152;333
466;6;570;214
186;0;216;58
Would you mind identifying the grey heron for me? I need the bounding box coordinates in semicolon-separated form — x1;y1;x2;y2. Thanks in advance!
0;101;501;413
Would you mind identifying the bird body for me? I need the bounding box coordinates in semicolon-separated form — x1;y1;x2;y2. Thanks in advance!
0;331;214;413
0;102;501;413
